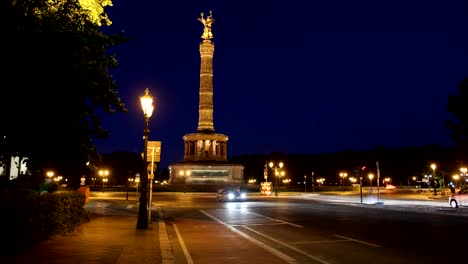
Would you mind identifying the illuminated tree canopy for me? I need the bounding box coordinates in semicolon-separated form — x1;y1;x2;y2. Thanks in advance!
0;0;128;186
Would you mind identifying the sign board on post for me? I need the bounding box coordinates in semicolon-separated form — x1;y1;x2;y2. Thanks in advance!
147;141;161;162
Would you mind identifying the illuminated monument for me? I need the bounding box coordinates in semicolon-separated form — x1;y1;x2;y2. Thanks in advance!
169;11;244;185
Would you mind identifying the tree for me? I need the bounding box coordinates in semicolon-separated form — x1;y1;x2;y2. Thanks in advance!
446;77;468;161
0;0;128;187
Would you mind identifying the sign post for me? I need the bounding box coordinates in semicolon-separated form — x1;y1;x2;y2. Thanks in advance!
147;141;161;225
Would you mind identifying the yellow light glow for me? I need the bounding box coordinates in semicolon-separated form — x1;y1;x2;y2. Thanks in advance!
430;164;436;170
460;167;467;174
98;169;109;177
368;173;374;180
140;88;154;118
46;171;54;177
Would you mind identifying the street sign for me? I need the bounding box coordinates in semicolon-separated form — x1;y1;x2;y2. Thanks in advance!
147;141;161;162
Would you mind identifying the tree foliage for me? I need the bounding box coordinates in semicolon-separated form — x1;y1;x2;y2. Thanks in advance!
0;0;128;186
446;77;468;160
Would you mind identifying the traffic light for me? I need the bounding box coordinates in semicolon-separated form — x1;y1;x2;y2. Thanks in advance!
361;166;366;171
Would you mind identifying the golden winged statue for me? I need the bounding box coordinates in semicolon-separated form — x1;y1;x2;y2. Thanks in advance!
198;10;215;40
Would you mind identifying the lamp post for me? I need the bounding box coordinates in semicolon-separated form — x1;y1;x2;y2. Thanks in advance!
137;88;154;230
135;176;140;200
431;163;438;196
339;172;348;191
46;170;54;183
460;167;467;188
452;175;460;191
304;175;307;192
368;173;374;193
98;169;109;192
127;178;134;200
269;161;284;197
311;172;315;193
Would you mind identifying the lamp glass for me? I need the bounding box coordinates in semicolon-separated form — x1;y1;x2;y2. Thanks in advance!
140;89;154;117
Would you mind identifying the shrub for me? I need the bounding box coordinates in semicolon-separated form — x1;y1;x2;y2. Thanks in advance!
0;188;88;255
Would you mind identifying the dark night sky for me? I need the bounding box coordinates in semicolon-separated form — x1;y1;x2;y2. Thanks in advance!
96;0;468;169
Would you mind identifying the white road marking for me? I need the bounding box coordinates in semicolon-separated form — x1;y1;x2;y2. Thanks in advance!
231;222;286;227
200;210;297;264
174;224;193;264
243;225;331;264
238;210;304;228
334;235;381;247
289;240;350;245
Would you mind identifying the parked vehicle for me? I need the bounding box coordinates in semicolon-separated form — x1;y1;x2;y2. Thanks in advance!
448;187;468;208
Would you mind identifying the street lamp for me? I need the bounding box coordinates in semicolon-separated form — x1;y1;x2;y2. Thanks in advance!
46;170;54;183
102;177;108;191
269;161;284;197
339;172;348;191
137;88;154;230
368;173;374;193
452;174;460;190
460;167;467;188
430;163;444;196
127;178;134;200
98;169;109;192
304;175;307;192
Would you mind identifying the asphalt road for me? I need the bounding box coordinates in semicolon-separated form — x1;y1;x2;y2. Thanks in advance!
92;192;468;264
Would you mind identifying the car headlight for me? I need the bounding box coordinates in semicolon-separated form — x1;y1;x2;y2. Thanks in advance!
227;193;235;200
240;193;246;199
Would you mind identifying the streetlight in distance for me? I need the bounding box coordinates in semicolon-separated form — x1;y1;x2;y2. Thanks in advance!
460;167;467;188
368;173;374;193
269;161;284;197
304;175;307;192
137;88;154;230
431;163;445;196
127;178;134;200
46;170;54;183
452;174;460;190
339;172;348;191
98;169;109;192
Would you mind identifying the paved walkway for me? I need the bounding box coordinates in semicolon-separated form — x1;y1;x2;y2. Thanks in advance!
3;200;167;264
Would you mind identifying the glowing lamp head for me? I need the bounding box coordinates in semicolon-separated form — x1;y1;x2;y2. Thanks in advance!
430;164;436;170
140;88;154;118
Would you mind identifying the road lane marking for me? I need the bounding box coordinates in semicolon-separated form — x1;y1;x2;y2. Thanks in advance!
174;224;194;264
243;225;331;264
334;235;380;247
289;240;350;244
200;210;297;264
240;210;304;228
231;222;286;227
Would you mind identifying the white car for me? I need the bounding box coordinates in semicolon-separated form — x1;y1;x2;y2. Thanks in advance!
448;187;468;208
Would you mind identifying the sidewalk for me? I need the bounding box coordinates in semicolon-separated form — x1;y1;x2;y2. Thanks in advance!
4;200;166;264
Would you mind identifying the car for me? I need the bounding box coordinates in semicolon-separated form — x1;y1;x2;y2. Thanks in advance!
216;189;247;202
448;186;468;208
